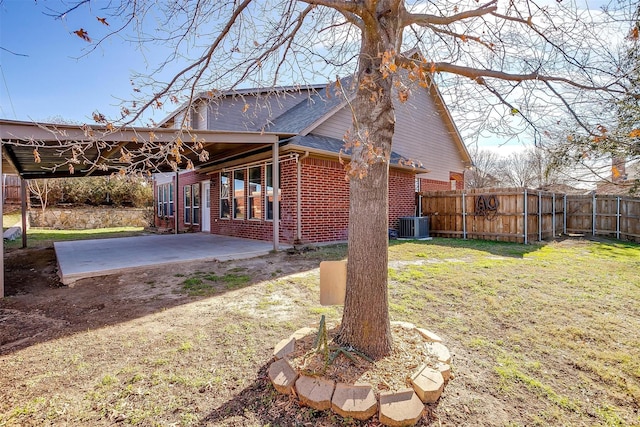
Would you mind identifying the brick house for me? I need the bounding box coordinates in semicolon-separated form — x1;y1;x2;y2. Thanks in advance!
153;77;471;244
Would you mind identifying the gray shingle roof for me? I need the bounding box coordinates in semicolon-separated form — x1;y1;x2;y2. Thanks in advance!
284;134;418;169
268;77;354;134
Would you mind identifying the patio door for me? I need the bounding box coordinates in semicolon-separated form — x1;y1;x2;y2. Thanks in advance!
201;181;211;232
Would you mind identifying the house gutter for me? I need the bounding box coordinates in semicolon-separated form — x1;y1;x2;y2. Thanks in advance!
296;151;310;243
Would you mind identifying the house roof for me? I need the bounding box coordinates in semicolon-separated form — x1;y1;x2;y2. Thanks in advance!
160;73;471;168
2;64;470;179
268;78;355;134
0;119;284;179
158;84;327;130
283;134;428;172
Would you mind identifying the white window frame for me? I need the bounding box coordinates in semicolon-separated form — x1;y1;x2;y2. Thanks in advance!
265;163;281;221
233;169;246;220
248;166;262;220
192;184;200;225
157;183;174;218
184;185;192;225
220;172;231;219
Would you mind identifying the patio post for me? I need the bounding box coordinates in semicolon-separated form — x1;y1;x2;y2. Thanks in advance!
21;177;27;248
174;171;179;234
1;150;4;297
272;141;279;251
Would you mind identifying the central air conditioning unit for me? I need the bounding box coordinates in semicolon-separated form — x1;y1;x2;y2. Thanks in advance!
398;216;430;239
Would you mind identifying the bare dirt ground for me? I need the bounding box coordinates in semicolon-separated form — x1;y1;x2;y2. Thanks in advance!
0;245;471;426
1;239;638;426
1;246;322;355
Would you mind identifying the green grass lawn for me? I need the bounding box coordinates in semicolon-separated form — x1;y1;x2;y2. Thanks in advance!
3;226;146;249
1;237;638;426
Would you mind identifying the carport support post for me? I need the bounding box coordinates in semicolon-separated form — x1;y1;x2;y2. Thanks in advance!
174;171;179;234
1;151;4;297
272;141;279;251
21;177;27;248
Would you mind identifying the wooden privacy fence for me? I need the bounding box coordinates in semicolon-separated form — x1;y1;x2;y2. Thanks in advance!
2;175;21;205
418;187;640;244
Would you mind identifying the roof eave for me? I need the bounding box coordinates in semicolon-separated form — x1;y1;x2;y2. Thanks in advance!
284;143;430;174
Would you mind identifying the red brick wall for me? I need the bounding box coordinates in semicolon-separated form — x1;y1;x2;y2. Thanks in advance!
157;157;420;243
299;158;350;242
300;158;416;242
419;178;451;191
418;171;465;192
389;170;418;230
176;170;210;233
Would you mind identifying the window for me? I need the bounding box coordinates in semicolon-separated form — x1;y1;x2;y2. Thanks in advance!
183;184;201;225
233;170;245;219
265;164;281;221
248;166;262;219
220;172;230;219
192;184;200;225
205;182;210;209
184;185;192;224
157;183;174;218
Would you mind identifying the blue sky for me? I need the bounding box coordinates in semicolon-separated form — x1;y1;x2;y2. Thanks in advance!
0;0;172;124
0;0;620;156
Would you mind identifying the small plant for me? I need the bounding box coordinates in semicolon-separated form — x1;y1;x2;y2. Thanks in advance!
222;273;251;289
100;375;117;386
312;315;373;373
178;341;193;352
182;277;214;296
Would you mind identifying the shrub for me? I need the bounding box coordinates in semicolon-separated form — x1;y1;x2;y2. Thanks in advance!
29;176;152;208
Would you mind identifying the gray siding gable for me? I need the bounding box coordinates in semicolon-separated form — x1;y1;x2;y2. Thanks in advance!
204;89;312;132
268;77;354;134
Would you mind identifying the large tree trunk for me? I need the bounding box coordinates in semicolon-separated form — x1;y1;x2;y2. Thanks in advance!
337;2;400;359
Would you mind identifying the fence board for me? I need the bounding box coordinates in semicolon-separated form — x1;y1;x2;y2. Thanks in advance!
419;188;640;244
2;175;21;205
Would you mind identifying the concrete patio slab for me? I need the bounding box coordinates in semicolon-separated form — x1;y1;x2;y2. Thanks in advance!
55;233;281;285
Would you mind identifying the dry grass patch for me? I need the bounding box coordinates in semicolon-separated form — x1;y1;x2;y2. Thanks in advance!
1;237;638;426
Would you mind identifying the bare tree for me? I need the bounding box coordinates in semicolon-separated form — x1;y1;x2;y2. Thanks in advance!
543;4;639;189
27;180;51;214
466;149;503;189
499;150;536;188
499;148;565;189
18;0;634;357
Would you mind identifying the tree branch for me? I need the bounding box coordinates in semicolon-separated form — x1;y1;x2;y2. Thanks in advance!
433;62;625;93
123;0;255;126
298;0;361;15
403;0;498;26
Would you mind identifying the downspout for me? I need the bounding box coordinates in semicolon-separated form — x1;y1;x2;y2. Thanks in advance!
272;142;279;251
296;151;310;243
174;171;179;234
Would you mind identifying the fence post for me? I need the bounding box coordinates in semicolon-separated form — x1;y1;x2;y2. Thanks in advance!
462;191;467;240
592;192;596;237
538;191;542;241
563;194;567;235
523;189;528;244
552;193;556;239
616;196;621;240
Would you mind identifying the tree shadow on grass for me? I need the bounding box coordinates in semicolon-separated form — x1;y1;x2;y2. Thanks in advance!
0;244;346;356
198;362;440;427
390;237;544;258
